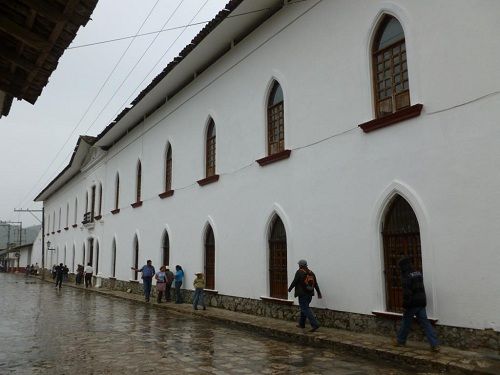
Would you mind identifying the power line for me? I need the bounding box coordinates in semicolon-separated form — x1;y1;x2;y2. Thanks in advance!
67;7;274;50
82;0;193;136
14;0;163;209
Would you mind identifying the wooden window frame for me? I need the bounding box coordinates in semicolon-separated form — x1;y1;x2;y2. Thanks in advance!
135;162;142;204
204;226;215;290
267;81;285;156
115;174;120;210
205;120;216;178
269;216;288;300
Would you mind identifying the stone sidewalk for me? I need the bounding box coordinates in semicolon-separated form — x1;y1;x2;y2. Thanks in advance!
37;276;500;374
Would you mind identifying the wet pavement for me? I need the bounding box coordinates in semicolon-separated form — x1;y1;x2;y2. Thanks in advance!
0;273;440;374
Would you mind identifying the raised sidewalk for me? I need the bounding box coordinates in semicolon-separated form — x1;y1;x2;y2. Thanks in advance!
36;276;500;374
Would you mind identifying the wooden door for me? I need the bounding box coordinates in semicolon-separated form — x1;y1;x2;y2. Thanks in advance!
382;195;422;312
205;226;215;289
269;217;287;299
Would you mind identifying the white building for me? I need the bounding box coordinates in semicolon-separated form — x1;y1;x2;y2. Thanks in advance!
33;0;500;349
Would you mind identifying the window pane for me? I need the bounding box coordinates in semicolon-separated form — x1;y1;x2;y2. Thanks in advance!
376;17;404;50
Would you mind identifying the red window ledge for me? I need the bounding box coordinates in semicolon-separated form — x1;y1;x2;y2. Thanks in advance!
197;174;219;186
46;233;50;237
131;201;143;208
51;232;55;234
158;190;174;199
256;149;291;166
64;227;69;231
94;215;102;220
57;230;61;233
359;104;423;133
111;208;120;215
260;296;294;305
72;224;78;228
372;310;438;325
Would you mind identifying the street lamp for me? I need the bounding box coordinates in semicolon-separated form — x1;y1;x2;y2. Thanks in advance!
46;241;55;251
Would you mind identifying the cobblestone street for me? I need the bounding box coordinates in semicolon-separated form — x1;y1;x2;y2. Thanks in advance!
0;273;439;375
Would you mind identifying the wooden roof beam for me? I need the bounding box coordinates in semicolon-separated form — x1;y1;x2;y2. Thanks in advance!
0;46;36;72
0;15;51;50
17;0;66;23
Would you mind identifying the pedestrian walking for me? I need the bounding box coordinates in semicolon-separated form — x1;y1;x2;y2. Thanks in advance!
84;262;93;288
164;265;174;302
155;266;167;303
63;265;69;281
131;260;156;302
394;257;440;351
25;264;31;277
192;272;206;310
174;265;184;304
33;263;39;275
76;264;84;285
51;265;57;280
288;259;322;332
55;263;64;289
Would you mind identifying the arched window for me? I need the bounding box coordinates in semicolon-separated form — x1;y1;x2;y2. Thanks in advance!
165;144;172;192
382;195;422;312
52;211;55;232
267;81;284;155
133;235;139;280
136;161;142;203
111;238;116;278
372;15;409;118
98;183;103;217
74;197;78;225
114;173;120;210
66;203;69;228
63;245;67;265
90;185;96;221
162;230;170;266
269;216;287;299
58;207;61;230
205;120;216;177
204;225;215;290
46;214;50;234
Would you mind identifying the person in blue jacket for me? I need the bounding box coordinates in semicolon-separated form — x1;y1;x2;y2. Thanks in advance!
131;260;156;302
174;265;184;304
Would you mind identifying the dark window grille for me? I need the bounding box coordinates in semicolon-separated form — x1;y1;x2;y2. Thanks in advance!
205;226;215;290
95;241;99;275
90;185;96;220
98;184;102;215
89;239;94;267
206;120;216;177
269;216;287;299
136;162;142;202
373;16;410;118
165;146;172;191
267;82;284;155
115;174;120;210
382;195;422;312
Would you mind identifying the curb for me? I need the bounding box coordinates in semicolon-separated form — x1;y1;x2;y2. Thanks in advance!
34;276;499;374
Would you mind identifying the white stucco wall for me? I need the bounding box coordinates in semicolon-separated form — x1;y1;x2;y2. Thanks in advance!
35;0;500;331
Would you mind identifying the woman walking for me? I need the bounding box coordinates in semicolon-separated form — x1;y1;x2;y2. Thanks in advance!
174;265;184;304
155;266;167;303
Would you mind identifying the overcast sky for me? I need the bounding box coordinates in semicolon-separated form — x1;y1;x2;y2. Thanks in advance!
1;0;229;227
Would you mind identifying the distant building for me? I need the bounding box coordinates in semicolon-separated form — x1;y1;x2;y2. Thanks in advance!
0;225;41;271
32;0;500;350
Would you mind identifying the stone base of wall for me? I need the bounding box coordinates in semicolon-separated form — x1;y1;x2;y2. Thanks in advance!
92;276;500;352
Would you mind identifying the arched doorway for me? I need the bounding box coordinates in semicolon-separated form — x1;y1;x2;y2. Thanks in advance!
204;226;215;290
269;216;287;299
111;238;116;278
88;238;94;266
133;236;139;280
382;195;422;312
162;231;170;266
95;240;99;275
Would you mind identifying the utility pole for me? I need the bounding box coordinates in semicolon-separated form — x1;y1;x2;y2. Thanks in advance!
14;208;44;280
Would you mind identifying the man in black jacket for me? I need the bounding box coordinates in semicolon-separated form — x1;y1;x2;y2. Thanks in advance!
288;259;322;332
395;257;439;351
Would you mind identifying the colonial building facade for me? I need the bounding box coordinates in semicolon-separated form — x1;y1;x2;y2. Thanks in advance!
33;0;500;349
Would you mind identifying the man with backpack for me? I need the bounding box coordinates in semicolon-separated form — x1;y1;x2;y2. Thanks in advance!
288;259;322;332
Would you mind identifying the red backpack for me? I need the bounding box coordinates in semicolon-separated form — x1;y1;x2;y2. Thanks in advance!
302;268;315;292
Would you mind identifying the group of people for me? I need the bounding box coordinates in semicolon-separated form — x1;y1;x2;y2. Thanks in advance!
287;258;440;351
74;263;94;288
131;261;205;310
24;263;39;276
